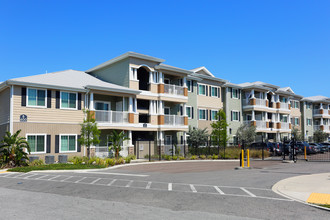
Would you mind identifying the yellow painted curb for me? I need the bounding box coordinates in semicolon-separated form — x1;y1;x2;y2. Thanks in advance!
0;171;8;174
307;193;330;205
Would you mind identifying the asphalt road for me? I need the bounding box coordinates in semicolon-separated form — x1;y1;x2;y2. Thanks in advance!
0;160;329;220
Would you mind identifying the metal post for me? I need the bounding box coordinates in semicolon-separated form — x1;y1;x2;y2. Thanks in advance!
304;146;307;161
247;149;250;167
137;141;139;159
241;149;244;168
149;140;151;162
159;140;161;161
262;136;264;161
184;140;186;157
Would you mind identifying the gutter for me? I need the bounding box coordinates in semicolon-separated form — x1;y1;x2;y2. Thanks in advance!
6;80;86;92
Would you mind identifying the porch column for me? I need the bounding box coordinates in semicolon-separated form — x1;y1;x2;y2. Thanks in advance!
252;110;255;121
321;118;324;125
128;130;133;146
320;103;323;109
149;100;153;114
183;103;187;116
251;90;255;98
183;77;187;88
271;94;275;102
90;93;94;110
149;71;153;83
159;101;164;115
129;97;133;113
134;98;137;113
159;72;164;84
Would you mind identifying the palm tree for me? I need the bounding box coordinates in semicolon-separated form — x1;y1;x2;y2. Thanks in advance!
108;130;129;159
0;130;30;167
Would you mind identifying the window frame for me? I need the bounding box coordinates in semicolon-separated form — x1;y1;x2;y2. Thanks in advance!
232;89;238;99
26;88;47;108
59;134;77;153
187;80;192;92
232;110;239;121
26;134;47;154
211;86;218;97
211;110;218;121
199;108;207;120
186;106;192;119
198;84;206;96
307;118;312;126
294;117;299;125
94;101;111;111
60;91;78;110
164;107;170;115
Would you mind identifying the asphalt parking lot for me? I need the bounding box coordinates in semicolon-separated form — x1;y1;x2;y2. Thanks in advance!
0;160;329;220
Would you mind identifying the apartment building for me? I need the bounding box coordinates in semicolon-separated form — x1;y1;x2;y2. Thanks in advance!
186;67;226;133
301;96;330;141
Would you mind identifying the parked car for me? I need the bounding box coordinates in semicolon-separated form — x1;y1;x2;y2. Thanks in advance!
320;143;330;150
296;142;316;155
310;143;326;153
265;142;283;156
317;143;329;153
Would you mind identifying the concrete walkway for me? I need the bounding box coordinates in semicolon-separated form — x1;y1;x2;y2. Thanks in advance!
272;173;330;208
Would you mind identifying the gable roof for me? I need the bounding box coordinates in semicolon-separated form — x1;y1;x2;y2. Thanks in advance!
191;66;215;77
302;95;330;103
3;70;140;95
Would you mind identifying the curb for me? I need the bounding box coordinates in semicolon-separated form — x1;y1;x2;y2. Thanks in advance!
272;175;330;212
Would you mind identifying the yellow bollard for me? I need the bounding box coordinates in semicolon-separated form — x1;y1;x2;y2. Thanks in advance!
241;149;244;168
304;146;307;160
247;149;250;168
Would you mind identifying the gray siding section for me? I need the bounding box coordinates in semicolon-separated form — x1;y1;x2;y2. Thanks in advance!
223;87;242;143
90;58;130;87
0;123;9;141
187;80;198;128
301;101;313;140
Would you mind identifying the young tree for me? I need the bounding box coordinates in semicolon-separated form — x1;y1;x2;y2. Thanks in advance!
187;127;209;154
211;110;229;154
313;130;328;143
291;126;304;141
78;110;101;159
0;129;30;167
108;130;129;159
236;124;256;147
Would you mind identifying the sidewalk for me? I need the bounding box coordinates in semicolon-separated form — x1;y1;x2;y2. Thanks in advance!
272;173;330;208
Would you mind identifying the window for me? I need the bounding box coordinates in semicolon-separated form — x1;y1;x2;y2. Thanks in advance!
211;86;218;97
293;101;299;109
307;119;312;126
295;117;299;125
27;134;46;154
186;106;192;119
232;111;239;121
187;80;192;92
280;97;287;103
95;102;110;111
27;88;46;107
60;135;77;152
233;136;238;145
198;84;206;95
281;115;288;123
211;110;218;121
199;109;206;120
61;92;77;109
232;89;238;99
306;102;312;109
164;107;170;115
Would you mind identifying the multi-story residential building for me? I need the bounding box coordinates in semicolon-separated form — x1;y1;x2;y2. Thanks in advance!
186;67;226;133
301;96;330;141
238;81;303;142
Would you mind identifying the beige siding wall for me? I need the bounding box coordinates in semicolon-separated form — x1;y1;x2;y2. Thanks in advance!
198;95;223;108
198;120;213;133
129;80;139;90
291;107;302;130
0;88;10;124
13;86;85;124
14;122;84;161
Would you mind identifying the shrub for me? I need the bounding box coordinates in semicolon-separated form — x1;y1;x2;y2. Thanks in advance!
179;156;185;160
172;156;178;160
95;158;105;166
199;155;206;159
115;157;124;165
212;154;218;160
190;155;198;160
207;155;212;159
88;157;97;165
70;156;83;165
127;154;136;160
164;155;171;161
29;159;44;166
105;158;115;167
125;157;131;164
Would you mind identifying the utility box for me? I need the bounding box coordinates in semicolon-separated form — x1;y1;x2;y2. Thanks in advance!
45;155;55;164
29;156;39;162
58;155;68;164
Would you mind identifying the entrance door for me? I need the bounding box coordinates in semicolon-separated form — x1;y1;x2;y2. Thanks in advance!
165;135;172;145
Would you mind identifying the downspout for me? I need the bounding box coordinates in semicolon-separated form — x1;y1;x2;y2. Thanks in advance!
9;85;14;134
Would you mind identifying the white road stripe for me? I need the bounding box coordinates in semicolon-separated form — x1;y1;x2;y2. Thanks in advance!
125;180;133;187
74;177;86;183
48;175;61;181
61;176;73;182
35;175;48;180
90;178;101;184
23;174;38;179
1;172;16;177
108;179;117;186
168;183;172;191
190;184;197;193
146;181;152;189
214;186;225;195
76;171;148;177
240;187;256;197
13;173;30;178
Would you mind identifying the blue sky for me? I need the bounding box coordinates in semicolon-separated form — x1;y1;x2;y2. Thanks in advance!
1;0;329;97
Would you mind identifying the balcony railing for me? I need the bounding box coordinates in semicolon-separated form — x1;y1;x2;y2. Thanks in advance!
314;125;330;131
313;109;329;115
164;115;185;126
242;98;267;107
95;110;129;124
243;120;267;129
164;84;184;96
280;102;289;110
281;122;290;130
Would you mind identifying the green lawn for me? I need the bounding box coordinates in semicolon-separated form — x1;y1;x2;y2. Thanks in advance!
8;163;106;172
320;204;330;208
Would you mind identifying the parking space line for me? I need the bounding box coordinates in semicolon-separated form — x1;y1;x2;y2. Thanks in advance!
214;186;225;195
168;183;172;191
13;173;31;178
1;172;16;177
74;177;86;183
77;171;149;177
90;178;102;184
48;175;61;181
190;184;197;193
23;174;38;179
108;179;117;186
35;175;48;180
125;180;133;187
240;187;256;197
61;176;74;182
146;181;152;189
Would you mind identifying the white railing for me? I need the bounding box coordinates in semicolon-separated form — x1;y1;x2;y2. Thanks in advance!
95;110;129;124
256;121;267;129
94;146;109;158
242;98;267;107
313;109;321;115
280;102;289;110
164;84;184;96
314;125;321;131
164;115;185;126
281;122;290;130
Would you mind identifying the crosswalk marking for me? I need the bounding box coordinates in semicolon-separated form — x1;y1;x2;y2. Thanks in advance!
214;186;225;195
240;187;257;197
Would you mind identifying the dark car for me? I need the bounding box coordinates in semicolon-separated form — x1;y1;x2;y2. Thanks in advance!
310;143;326;153
296;142;316;155
265;142;283;156
320;143;330;150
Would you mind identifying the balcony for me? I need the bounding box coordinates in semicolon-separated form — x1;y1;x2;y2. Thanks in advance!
164;115;185;126
314;125;330;132
243;98;267;107
280;122;290;130
280;102;290;110
243;120;267;130
313;109;329;116
95;110;129;124
164;84;184;96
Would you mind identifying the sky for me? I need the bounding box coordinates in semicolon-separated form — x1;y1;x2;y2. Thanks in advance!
0;0;329;97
